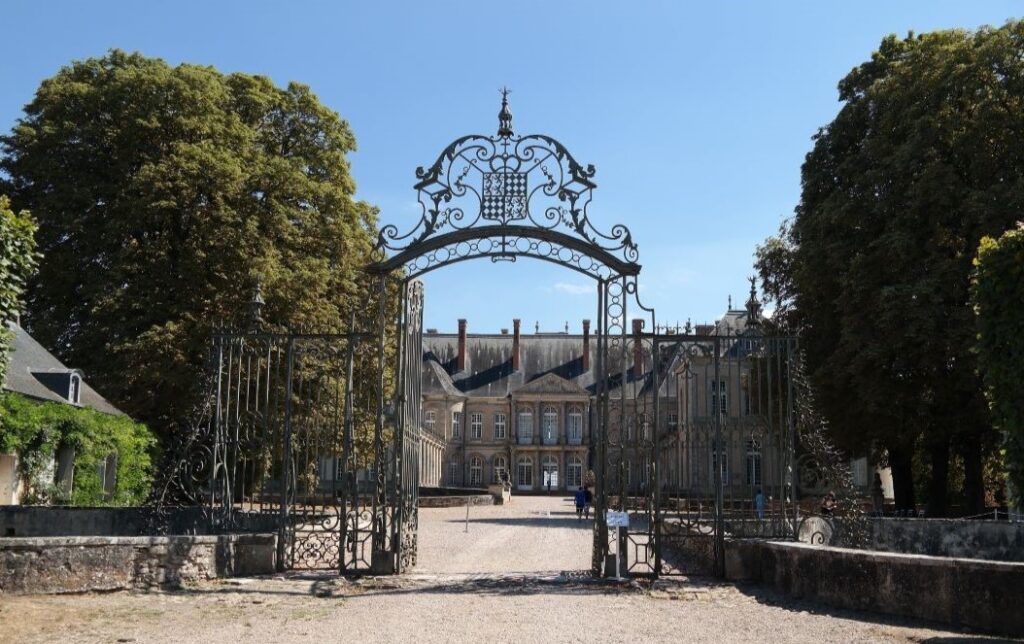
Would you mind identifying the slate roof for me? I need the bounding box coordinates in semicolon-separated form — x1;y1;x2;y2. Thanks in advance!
3;321;124;416
421;333;678;400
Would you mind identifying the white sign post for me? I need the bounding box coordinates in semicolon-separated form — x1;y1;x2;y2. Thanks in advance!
606;511;630;580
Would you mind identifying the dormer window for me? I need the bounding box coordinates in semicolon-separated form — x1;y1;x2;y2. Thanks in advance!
69;373;81;405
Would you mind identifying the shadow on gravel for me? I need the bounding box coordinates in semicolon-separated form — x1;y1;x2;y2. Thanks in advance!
727;581;1012;643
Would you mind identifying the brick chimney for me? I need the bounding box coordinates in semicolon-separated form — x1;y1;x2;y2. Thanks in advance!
582;319;591;371
512;319;521;371
457;319;467;372
632;318;644;377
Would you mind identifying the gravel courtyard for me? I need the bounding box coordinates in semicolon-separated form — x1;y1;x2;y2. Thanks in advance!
0;496;1009;643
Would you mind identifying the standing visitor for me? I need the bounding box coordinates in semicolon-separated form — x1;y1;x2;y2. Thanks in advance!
755;488;765;520
574;486;587;519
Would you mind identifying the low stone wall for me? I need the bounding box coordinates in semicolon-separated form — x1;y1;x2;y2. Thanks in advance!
864;517;1024;562
0;505;278;538
0;533;276;594
722;539;1024;637
418;494;494;509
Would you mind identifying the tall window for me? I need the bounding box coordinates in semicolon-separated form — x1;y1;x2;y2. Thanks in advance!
469;456;483;487
712;439;730;485
746;439;762;486
517;408;533;444
567;455;583;489
470;412;483;439
516;456;533;488
567;407;583;444
452;411;462;438
542;406;558;445
424;410;436;432
492;455;508;483
448;461;459;486
541;455;559;489
710;380;727;415
667;412;679;432
640;415;651;441
493;413;506;439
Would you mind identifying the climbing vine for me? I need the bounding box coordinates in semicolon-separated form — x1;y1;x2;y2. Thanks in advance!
0;392;157;505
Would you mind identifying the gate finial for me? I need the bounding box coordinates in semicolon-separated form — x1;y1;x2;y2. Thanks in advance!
498;87;513;137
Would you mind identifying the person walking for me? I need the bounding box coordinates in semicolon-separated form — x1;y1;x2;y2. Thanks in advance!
574;486;587;520
583;485;593;520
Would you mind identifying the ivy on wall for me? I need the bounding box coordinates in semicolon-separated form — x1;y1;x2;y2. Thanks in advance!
0;392;157;505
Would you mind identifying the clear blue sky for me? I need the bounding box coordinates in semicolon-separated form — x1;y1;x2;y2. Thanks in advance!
1;1;1019;333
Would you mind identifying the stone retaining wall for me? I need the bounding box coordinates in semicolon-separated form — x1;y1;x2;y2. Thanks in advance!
721;540;1024;637
0;533;276;594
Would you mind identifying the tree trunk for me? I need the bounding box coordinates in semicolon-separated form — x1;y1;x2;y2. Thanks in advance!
890;446;916;514
961;436;985;516
926;439;949;517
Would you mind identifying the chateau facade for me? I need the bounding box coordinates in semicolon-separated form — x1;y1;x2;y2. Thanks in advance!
420;319;596;492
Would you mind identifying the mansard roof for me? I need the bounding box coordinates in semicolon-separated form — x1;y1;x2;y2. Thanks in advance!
2;321;124;416
420;332;678;400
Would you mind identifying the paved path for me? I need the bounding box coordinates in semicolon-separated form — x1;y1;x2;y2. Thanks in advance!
0;496;1006;643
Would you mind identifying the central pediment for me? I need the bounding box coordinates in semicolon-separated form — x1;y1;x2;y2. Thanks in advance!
513;372;590;396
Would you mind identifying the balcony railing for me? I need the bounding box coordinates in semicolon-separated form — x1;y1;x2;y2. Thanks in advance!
567;436;583;446
517;434;533;445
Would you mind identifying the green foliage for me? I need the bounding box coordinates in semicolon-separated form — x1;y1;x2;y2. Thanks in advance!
0;195;39;385
0;392;157;505
0;50;381;443
756;22;1024;512
973;225;1024;508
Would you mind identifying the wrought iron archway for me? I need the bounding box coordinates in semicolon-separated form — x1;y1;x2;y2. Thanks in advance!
366;90;661;576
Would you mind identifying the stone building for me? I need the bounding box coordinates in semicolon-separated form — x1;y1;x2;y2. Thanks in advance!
421;319;596;493
1;320;125;505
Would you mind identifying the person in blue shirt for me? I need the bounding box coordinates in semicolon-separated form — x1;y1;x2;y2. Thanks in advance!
574;487;587;520
755;488;765;520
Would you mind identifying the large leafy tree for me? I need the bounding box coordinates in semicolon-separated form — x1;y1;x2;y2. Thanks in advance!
756;24;1024;514
0;195;39;386
973;225;1024;510
0;50;381;440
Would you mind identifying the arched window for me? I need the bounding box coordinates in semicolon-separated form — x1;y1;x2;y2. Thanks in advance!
517;408;533;444
492;455;508;484
541;455;559;489
542;406;558;445
567;455;583;489
567;406;583;444
448;460;460;486
516;456;533;489
469;456;483;487
746;439;762;486
69;373;81;405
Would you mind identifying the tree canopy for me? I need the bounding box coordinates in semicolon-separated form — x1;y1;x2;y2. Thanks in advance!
0;50;381;440
0;194;38;386
973;225;1024;510
756;23;1024;513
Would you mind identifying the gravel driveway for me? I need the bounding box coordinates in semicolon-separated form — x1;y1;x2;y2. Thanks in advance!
0;496;1006;643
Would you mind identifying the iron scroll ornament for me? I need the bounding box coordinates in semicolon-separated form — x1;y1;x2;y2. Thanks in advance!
368;91;640;278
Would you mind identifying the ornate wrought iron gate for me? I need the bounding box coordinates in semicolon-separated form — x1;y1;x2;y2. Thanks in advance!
162;92;801;579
